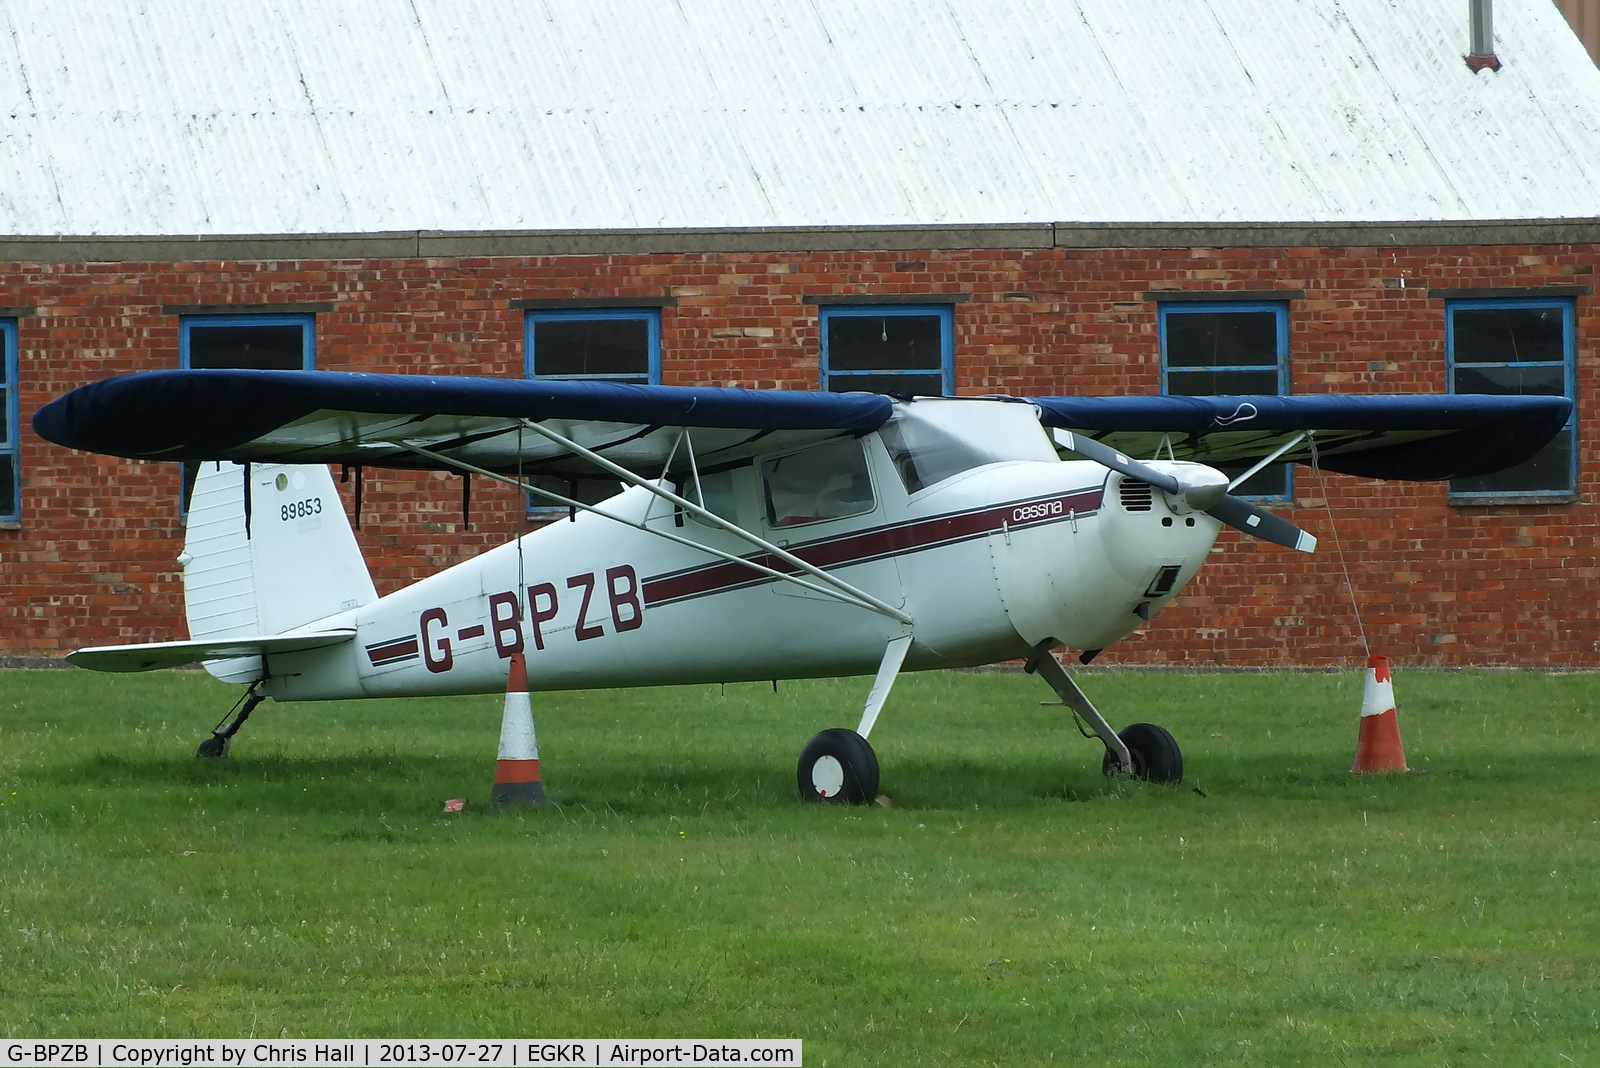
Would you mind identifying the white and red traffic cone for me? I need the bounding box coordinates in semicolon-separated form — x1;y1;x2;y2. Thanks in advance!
492;653;547;806
1351;654;1408;773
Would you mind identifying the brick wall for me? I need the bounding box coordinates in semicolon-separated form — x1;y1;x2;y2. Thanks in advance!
3;241;1595;667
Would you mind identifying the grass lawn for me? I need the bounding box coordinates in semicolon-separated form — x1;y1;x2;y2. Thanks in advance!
1;667;1596;1065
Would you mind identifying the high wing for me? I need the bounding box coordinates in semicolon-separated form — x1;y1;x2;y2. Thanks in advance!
68;629;358;672
33;369;1569;485
31;369;892;483
1031;393;1572;481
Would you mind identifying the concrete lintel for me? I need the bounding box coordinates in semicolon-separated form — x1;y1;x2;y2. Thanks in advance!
1053;219;1600;248
0;225;1051;264
800;292;970;305
1144;289;1308;303
416;224;1056;257
0;232;422;264
162;302;338;315
510;296;679;310
1427;285;1593;300
5;218;1600;263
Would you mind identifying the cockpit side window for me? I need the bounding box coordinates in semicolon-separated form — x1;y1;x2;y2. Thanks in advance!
761;438;875;527
685;468;741;526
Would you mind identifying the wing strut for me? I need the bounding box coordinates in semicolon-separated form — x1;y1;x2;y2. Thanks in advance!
396;436;915;627
513;419;915;626
1227;432;1307;491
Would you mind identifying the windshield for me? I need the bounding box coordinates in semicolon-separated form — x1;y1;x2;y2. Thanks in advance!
880;399;1057;494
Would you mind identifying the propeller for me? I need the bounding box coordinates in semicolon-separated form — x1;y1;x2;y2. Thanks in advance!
1053;430;1317;553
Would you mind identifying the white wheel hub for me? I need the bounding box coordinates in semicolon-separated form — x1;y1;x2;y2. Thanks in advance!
810;754;845;798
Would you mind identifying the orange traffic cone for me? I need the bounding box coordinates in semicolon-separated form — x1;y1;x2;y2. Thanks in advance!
1351;654;1408;773
492;653;547;806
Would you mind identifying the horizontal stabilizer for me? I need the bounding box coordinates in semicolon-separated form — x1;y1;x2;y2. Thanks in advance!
67;629;357;673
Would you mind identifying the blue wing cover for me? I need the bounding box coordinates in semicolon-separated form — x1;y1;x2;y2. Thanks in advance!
33;369;894;460
1031;393;1572;481
33;369;1569;483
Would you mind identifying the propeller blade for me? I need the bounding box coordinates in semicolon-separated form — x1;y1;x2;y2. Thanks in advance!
1054;429;1225;510
1055;429;1314;550
1053;430;1180;493
1206;495;1317;553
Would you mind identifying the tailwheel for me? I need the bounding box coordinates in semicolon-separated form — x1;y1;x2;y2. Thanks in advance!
196;687;266;759
798;728;880;804
1102;722;1183;784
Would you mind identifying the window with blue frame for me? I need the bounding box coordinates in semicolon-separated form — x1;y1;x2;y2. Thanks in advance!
1160;302;1290;497
525;308;660;384
1446;298;1575;498
182;313;314;372
820;304;953;397
180;313;315;510
525;308;662;511
1;319;17;521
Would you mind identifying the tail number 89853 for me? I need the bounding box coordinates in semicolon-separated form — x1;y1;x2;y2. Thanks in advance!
281;497;323;521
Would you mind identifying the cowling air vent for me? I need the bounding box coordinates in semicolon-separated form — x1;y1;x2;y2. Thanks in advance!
1119;478;1153;512
1145;564;1183;599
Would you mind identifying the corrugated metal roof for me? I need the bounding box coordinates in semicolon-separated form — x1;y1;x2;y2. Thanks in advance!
2;0;1598;236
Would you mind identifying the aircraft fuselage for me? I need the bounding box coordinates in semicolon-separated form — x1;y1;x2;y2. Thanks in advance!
260;422;1222;701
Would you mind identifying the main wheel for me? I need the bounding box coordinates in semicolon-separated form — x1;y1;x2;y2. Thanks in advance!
196;734;231;759
797;728;880;804
1102;722;1183;784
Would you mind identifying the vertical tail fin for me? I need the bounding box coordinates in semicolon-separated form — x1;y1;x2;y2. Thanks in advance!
182;462;376;681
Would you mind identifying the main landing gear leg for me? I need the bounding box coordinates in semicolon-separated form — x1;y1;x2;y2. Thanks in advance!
197;684;267;759
1024;639;1183;784
798;634;912;804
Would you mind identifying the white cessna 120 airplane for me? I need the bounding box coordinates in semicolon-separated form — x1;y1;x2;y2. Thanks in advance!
33;370;1568;802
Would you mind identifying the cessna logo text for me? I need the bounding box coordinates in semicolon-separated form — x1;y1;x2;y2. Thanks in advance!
1012;500;1065;523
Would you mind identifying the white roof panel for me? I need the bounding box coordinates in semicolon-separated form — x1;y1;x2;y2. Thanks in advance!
2;0;1598;236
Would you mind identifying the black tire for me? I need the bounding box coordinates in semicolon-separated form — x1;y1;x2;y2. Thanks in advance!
797;728;880;804
1101;722;1182;784
196;734;230;759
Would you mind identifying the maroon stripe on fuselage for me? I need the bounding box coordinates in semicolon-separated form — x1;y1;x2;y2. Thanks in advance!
366;636;420;665
641;486;1102;607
